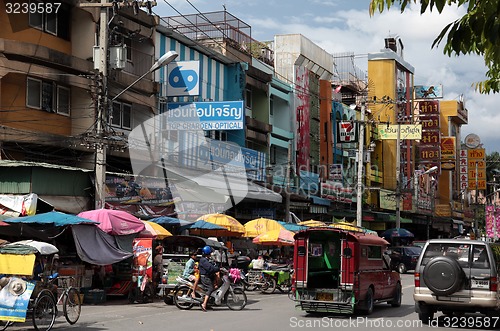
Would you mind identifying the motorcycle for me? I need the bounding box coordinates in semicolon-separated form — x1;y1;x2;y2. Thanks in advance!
128;265;154;303
261;265;293;294
172;268;247;310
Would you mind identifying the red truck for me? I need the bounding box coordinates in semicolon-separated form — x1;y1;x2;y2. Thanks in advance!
290;228;401;314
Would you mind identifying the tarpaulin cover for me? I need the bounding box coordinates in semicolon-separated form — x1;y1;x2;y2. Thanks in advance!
71;225;133;266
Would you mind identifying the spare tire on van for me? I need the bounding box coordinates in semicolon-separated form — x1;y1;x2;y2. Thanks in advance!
423;256;464;296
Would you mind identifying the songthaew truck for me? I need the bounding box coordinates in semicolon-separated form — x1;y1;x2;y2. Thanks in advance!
290;228;401;314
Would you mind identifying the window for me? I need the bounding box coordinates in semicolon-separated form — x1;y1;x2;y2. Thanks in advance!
26;77;70;115
245;88;252;109
111;101;132;130
57;86;70;115
29;1;70;40
270;96;274;116
124;37;132;61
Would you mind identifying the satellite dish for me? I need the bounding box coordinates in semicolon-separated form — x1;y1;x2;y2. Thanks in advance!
464;133;481;149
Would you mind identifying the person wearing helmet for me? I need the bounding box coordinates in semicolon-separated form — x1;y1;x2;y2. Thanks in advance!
198;245;219;311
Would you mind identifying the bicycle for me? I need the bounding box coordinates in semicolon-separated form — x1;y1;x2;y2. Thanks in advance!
32;274;82;330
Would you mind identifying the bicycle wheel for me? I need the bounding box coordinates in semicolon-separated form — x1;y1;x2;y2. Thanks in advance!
0;320;14;331
225;287;247;310
32;290;56;331
172;285;195;310
260;276;276;294
63;287;81;325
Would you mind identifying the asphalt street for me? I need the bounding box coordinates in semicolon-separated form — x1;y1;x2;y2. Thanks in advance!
4;274;498;331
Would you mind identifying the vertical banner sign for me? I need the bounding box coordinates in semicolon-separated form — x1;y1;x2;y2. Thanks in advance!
459;149;468;191
337;121;358;143
468;148;486;190
417;100;441;171
295;66;310;170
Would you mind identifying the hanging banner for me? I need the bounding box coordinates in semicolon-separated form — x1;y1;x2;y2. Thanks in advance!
337;121;358;143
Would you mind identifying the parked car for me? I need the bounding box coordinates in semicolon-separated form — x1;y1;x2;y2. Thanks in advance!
388;246;423;274
414;239;500;323
412;240;426;248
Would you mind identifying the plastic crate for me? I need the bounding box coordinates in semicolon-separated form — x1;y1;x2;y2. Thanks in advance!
82;289;106;304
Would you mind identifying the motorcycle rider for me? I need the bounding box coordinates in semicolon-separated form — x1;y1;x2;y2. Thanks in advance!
198;245;220;312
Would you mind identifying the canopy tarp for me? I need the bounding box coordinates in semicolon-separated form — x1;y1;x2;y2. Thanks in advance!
71;224;133;266
3;211;98;226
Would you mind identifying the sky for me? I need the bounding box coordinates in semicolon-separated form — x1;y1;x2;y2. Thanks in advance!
154;0;500;154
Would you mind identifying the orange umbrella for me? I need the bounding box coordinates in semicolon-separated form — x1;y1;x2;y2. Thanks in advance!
139;221;173;239
252;228;295;246
197;213;245;234
243;218;285;238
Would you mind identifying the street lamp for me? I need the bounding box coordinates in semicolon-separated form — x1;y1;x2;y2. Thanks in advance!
94;50;179;209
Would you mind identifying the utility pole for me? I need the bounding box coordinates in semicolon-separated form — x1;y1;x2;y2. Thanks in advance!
356;103;365;227
95;0;109;209
395;122;402;229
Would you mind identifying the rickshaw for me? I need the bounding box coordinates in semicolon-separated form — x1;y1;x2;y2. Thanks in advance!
0;240;82;331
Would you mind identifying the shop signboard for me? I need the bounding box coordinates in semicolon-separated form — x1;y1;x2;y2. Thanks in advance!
166;61;200;96
166;101;244;130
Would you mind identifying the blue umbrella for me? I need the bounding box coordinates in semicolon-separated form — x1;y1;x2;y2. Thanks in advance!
278;221;307;232
149;216;191;226
381;227;414;239
4;211;99;226
179;220;227;232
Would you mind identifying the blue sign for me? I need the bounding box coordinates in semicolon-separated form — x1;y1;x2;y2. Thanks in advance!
166;101;244;130
166;61;200;96
177;135;266;181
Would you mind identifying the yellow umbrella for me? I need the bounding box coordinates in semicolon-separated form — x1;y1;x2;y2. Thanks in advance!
243;218;285;238
140;220;173;239
197;213;245;234
330;221;364;233
298;219;327;227
252;228;295;246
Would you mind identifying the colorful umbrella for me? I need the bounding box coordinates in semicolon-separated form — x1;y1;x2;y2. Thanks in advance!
243;218;285;238
139;221;172;239
148;216;191;226
381;227;414;239
77;209;145;236
180;220;237;237
197;213;245;234
298;219;327;227
277;221;308;232
252;228;295;246
3;211;99;226
330;221;364;232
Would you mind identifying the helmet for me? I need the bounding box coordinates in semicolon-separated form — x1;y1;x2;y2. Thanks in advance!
202;246;212;255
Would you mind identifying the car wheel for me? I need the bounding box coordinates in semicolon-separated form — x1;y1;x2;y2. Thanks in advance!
361;287;374;315
423;256;464;296
418;311;434;324
390;282;402;307
397;263;407;274
416;302;435;324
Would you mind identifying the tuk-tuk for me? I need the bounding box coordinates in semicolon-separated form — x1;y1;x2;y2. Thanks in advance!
159;235;227;304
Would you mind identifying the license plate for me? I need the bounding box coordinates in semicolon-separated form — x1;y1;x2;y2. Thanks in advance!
471;279;489;289
316;293;333;301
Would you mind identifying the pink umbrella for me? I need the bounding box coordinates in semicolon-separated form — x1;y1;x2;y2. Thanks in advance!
77;209;145;235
